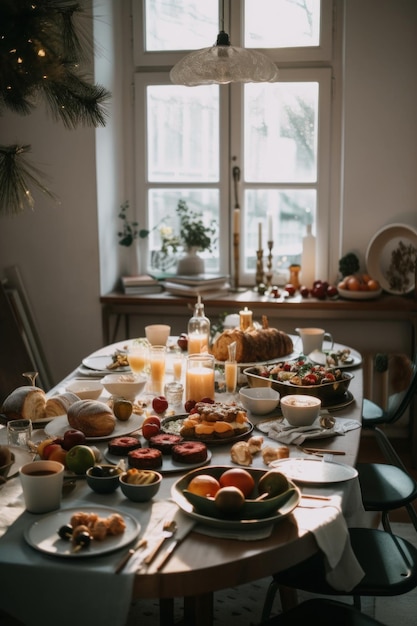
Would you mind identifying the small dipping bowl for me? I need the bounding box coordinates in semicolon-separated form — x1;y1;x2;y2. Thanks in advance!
86;464;123;494
119;470;162;502
238;386;280;415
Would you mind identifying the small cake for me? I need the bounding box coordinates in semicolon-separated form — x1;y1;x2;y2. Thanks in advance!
108;436;142;456
171;441;208;464
128;447;162;469
149;433;183;454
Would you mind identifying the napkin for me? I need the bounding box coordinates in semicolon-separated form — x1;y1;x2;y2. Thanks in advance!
293;502;365;590
259;415;361;445
195;523;274;541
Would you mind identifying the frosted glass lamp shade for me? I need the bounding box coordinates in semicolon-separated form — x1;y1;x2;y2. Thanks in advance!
170;32;278;86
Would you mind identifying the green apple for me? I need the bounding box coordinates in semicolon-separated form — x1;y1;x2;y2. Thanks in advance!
65;445;96;475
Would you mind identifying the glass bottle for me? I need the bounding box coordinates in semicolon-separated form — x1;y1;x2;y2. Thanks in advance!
301;223;316;289
187;296;210;354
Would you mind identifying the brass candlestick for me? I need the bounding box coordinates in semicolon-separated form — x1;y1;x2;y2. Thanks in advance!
256;249;264;287
265;240;273;288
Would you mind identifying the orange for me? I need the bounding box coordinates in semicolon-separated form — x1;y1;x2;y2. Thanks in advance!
187;474;221;497
346;276;360;291
367;279;380;291
48;446;68;466
219;468;255;498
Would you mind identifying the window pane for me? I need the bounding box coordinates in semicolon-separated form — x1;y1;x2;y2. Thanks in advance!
147;85;220;183
148;189;220;273
245;0;321;49
145;0;218;51
244;189;316;276
244;82;318;183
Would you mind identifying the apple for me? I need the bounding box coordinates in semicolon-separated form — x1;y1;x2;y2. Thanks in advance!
270;286;280;298
184;399;196;413
43;443;63;460
258;471;289;497
284;283;296;296
200;397;214;404
65;445;96;475
143;415;161;428
113;399;133;421
48;446;67;465
300;286;310;298
152;396;168;414
142;422;160;440
326;285;338;298
177;333;188;351
62;429;86;451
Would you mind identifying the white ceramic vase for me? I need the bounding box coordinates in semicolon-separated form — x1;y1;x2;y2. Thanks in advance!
176;247;205;275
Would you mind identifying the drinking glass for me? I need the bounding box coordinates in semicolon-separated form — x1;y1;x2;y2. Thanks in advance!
225;360;238;396
22;371;39;386
185;353;215;403
172;349;184;382
149;345;166;395
7;419;32;448
127;342;149;376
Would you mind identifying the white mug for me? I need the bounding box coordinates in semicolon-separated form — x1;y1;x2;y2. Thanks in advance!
295;327;333;356
19;460;64;514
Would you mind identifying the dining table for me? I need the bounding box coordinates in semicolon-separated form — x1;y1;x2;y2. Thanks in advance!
0;338;370;626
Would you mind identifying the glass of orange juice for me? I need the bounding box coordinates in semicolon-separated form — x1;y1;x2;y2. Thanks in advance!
172;349;184;382
127;342;149;376
149;345;166;395
225;360;238;396
185;354;215;403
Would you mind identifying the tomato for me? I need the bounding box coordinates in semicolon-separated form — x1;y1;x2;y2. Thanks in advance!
302;374;318;385
188;475;221;497
219;468;255;498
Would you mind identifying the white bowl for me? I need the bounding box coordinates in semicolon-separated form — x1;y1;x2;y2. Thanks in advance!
280;394;321;426
65;380;103;400
239;386;280;415
100;373;146;401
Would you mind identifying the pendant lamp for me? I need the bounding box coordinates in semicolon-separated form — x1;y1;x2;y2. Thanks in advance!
170;2;278;86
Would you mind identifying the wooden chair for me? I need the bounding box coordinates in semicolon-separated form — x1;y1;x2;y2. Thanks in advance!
357;352;417;532
261;528;417;622
259;598;387;626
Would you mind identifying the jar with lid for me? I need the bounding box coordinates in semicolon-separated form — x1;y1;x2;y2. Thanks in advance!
187;296;210;354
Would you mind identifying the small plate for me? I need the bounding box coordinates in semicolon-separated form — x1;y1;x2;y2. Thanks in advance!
24;506;140;558
366;223;417;295
161;414;254;446
45;413;144;441
308;346;362;369
269;458;358;484
105;448;212;474
82;355;130;373
337;287;382;300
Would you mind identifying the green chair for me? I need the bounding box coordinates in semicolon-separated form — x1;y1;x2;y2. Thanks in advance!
261;528;417;622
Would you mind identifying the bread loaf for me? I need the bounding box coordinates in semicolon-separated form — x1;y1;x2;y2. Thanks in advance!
1;386;47;421
2;387;81;422
67;399;116;437
211;326;293;362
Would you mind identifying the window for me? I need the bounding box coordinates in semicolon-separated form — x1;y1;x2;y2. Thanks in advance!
133;0;334;283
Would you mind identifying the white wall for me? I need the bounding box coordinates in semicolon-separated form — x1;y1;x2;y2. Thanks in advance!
0;0;416;387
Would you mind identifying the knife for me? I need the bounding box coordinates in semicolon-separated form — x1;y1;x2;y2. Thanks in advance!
114;537;147;574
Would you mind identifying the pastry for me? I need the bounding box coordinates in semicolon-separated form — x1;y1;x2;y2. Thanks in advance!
171;441;208;464
67;399;116;437
230;441;252;466
108;436;142;456
149;433;183;454
128;447;162;469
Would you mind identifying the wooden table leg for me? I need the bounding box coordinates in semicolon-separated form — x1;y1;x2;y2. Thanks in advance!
184;593;213;626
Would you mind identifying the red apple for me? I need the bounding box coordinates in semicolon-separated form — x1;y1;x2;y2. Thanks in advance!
177;333;188;351
200;397;214;404
300;286;310;298
152;396;168;414
270;286;280;298
43;443;63;460
184;399;196;413
62;429;86;451
142;422;160;440
284;283;296;296
143;415;161;428
326;285;338;298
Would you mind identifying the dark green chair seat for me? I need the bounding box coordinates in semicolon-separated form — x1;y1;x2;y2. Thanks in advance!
260;598;387;626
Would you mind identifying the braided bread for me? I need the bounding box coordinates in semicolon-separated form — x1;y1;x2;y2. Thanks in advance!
211;320;293;363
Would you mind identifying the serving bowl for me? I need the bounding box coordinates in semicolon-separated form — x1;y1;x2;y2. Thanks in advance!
280;394;321;426
100;373;146;401
65;380;103;400
238;386;280;415
119;469;162;502
172;465;300;520
244;364;353;403
86;464;123;494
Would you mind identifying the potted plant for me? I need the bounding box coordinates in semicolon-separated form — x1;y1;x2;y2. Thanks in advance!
118;201;152;275
175;200;217;275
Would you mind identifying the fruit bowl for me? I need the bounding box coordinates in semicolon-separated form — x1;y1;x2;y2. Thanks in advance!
172;465;299;520
100;373;146;401
119;469;162;502
238;386;280;415
243;364;353;403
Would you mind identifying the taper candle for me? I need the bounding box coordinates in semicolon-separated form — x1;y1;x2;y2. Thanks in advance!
268;215;273;241
258;222;262;249
233;209;240;235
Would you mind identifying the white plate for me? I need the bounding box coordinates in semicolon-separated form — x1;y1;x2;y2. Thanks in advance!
337;286;383;300
366;223;417;295
105;448;212;474
269;458;358;484
24;506;140;558
308;345;362;369
82;355;130;373
171;478;300;530
45;413;144;442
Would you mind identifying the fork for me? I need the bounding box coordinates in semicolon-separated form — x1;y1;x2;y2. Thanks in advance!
143;520;177;566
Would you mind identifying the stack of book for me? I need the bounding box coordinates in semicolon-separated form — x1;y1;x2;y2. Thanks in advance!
121;274;164;294
163;274;229;297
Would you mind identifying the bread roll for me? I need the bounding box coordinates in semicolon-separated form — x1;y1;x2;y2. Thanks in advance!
1;386;46;421
45;392;80;417
67;400;116;437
